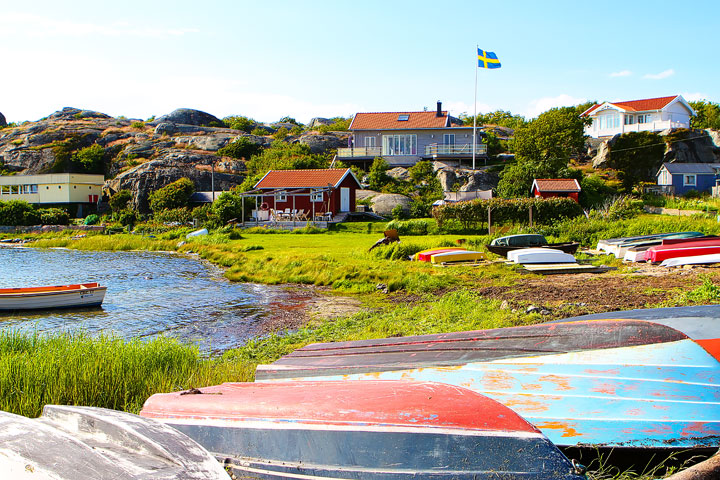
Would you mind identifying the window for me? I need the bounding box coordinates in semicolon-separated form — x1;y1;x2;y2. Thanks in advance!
638;114;653;124
624;115;635;125
443;134;455;145
397;114;409;121
684;175;696;186
382;134;417;155
30;185;38;194
311;189;323;202
364;136;376;148
0;185;8;195
275;192;286;202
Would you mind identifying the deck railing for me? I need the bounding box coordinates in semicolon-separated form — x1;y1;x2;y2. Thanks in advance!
425;143;487;156
336;146;382;158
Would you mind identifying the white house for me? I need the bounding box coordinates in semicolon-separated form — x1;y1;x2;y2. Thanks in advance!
581;95;695;138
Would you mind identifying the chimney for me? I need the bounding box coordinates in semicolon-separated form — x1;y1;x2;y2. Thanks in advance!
436;101;442;117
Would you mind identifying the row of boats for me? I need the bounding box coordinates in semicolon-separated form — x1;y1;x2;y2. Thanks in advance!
599;231;720;266
8;305;715;479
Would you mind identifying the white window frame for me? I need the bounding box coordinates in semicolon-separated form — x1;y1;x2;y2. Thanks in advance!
381;134;417;156
364;136;376;148
624;115;635;125
275;192;287;202
311;189;323;202
683;174;696;187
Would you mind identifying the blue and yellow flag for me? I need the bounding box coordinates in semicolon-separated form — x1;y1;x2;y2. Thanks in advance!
478;48;501;69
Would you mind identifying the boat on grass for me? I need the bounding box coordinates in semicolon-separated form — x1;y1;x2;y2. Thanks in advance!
661;253;720;267
645;238;720;263
256;306;720;451
596;232;704;256
0;405;228;480
507;247;576;264
0;282;106;311
413;247;466;262
141;380;586;480
487;234;579;257
430;249;486;263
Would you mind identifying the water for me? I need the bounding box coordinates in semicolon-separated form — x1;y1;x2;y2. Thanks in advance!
0;246;286;354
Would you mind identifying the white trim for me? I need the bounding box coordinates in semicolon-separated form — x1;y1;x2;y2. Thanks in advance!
683;174;697;187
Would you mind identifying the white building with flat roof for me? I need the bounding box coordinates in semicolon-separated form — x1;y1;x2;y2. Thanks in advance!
0;173;104;205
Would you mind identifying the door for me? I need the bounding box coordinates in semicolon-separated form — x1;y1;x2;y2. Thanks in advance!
340;187;350;212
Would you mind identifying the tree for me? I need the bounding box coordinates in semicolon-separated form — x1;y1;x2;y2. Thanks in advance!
496;106;587;197
211;191;244;224
245;141;329;176
109;189;132;213
689;100;720;130
606;131;665;192
217;137;262;159
223;115;256;133
367;157;392;191
149;178;195;213
461;110;526;129
75;144;105;173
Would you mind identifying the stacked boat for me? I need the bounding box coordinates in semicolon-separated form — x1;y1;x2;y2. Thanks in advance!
600;232;720;266
413;247;486;264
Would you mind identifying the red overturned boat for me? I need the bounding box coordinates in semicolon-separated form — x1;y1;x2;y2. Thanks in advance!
141;380;586;480
645;237;720;262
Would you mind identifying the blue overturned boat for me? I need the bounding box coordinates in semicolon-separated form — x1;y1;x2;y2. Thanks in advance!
256;306;720;450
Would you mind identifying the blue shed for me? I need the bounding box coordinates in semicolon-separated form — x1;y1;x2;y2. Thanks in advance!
656;163;720;195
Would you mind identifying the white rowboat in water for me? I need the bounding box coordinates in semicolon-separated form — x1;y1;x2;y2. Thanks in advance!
0;282;107;311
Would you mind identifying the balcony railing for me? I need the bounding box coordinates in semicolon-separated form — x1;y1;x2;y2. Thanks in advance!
586;120;688;137
336;146;382;158
425;143;487;156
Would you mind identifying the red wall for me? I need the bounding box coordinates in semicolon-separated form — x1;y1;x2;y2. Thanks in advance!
259;176;358;215
533;188;579;202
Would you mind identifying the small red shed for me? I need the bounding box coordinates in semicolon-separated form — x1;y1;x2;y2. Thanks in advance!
254;168;362;218
531;179;581;202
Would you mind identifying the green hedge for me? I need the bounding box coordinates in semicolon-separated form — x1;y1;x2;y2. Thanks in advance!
432;197;583;231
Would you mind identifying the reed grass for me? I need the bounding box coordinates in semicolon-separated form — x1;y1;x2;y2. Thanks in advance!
0;330;253;417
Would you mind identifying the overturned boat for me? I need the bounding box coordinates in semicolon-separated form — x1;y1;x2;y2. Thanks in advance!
141;380;586;480
256;306;720;451
0;405;229;479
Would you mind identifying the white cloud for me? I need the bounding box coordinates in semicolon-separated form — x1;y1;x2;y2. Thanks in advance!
0;13;198;39
682;92;708;102
643;69;675;80
523;94;587;119
610;70;632;77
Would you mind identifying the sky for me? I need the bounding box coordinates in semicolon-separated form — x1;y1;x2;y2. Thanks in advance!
1;0;717;125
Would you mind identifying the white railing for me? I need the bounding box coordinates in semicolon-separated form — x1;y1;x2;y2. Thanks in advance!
336;146;382;158
425;143;487;156
586;120;688;137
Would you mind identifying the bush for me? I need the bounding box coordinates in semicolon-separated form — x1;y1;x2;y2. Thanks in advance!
391;204;409;220
39;208;69;225
149;178;195;213
211;191;245;225
217;137;262;159
115;209;137;227
83;214;100;225
109;189;133;213
153;208;193;225
0;200;41;225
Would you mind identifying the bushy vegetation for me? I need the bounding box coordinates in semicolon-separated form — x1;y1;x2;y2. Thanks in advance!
606;131;665;192
0;200;70;226
148;177;195;213
314;117;351;134
49;138;107;175
689;99;720;129
217;137;262;159
461;110;527;129
433;197;584;230
223;115;257;133
244;141;330;176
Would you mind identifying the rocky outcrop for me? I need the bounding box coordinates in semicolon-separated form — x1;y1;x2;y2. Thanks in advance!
369;193;412;216
433;162;499;192
591;129;720;168
298;133;346;154
387;167;410;181
47;107;112;120
106;150;245;212
149;108;222;127
0;112;6;127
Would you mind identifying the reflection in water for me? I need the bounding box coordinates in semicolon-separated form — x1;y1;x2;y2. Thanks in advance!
0;247;280;354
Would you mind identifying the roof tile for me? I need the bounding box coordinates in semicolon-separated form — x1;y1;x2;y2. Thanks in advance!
533;179;581;192
350;111;451;130
582;96;679;116
255;169;353;189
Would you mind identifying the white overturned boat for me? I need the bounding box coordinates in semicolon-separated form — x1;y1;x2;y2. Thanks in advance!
661;253;720;267
508;248;576;264
0;282;106;310
0;405;228;480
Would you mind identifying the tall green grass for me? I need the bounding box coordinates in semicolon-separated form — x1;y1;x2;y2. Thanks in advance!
0;331;253;417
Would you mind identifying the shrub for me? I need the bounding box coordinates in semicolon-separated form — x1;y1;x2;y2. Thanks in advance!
115;209;137;227
211;191;244;225
149;178;195;213
217;137;262;159
391;204;409;220
39;208;69;225
84;214;100;225
153;208;193;225
74;144;106;174
223;116;256;133
0;200;40;225
109;189;133;213
130;121;145;129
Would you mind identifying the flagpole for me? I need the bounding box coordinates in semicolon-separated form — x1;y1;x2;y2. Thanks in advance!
473;45;478;170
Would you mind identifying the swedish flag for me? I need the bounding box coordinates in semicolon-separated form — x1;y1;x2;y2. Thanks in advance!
478;48;501;69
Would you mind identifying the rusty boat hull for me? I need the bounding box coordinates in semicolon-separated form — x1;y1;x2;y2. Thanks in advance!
256;306;720;450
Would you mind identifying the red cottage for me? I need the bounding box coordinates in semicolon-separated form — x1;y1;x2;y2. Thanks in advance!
531;179;581;202
254;168;362;221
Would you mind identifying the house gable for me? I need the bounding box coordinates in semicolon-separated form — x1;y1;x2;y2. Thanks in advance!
254;169;360;190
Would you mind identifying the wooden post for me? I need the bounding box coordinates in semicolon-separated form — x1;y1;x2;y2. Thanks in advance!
529;205;533;227
487;207;492;234
241;195;245;227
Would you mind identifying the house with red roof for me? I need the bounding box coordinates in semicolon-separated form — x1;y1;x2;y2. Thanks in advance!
336;101;487;168
253;168;361;221
532;179;581;202
580;95;694;138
